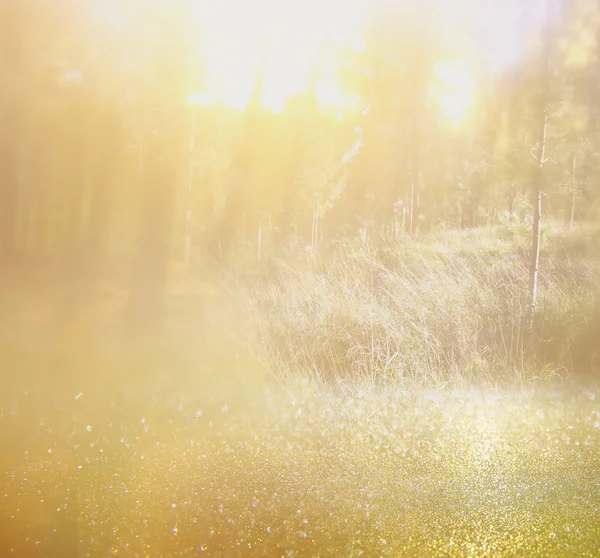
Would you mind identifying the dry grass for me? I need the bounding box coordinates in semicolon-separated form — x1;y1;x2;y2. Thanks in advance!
248;222;600;386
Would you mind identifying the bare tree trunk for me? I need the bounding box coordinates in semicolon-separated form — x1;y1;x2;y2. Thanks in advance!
530;0;552;326
569;191;576;232
530;188;543;313
311;208;319;250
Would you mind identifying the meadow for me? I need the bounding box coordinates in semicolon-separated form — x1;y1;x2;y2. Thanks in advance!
1;221;599;557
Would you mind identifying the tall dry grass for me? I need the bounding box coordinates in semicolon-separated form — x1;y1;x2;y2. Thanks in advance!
248;222;600;386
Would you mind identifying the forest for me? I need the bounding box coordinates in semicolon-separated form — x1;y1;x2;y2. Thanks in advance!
0;0;599;319
1;0;600;556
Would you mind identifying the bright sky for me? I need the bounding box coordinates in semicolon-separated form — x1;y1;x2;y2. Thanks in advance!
187;0;548;124
471;0;547;69
90;0;548;124
188;0;365;114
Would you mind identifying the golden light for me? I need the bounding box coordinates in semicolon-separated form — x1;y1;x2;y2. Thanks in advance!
431;59;474;127
315;53;361;116
260;32;321;113
86;0;542;126
189;0;366;114
559;0;600;70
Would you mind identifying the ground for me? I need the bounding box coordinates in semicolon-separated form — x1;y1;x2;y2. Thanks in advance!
0;340;599;557
1;224;600;556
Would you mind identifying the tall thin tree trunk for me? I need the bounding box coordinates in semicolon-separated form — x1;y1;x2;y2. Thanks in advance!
311;207;320;250
530;0;552;325
569;192;576;232
530;188;543;313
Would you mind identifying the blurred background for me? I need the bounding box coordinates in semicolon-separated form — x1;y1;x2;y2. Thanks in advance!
1;0;599;332
2;1;600;556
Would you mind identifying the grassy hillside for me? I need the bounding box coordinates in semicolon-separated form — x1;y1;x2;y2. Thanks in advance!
249;222;600;386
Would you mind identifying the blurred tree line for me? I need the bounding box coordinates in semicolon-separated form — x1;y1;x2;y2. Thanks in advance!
1;0;599;327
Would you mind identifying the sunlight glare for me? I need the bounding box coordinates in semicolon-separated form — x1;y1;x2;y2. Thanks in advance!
189;0;366;113
431;59;474;127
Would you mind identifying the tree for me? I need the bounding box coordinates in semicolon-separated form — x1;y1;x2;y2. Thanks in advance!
530;0;553;324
